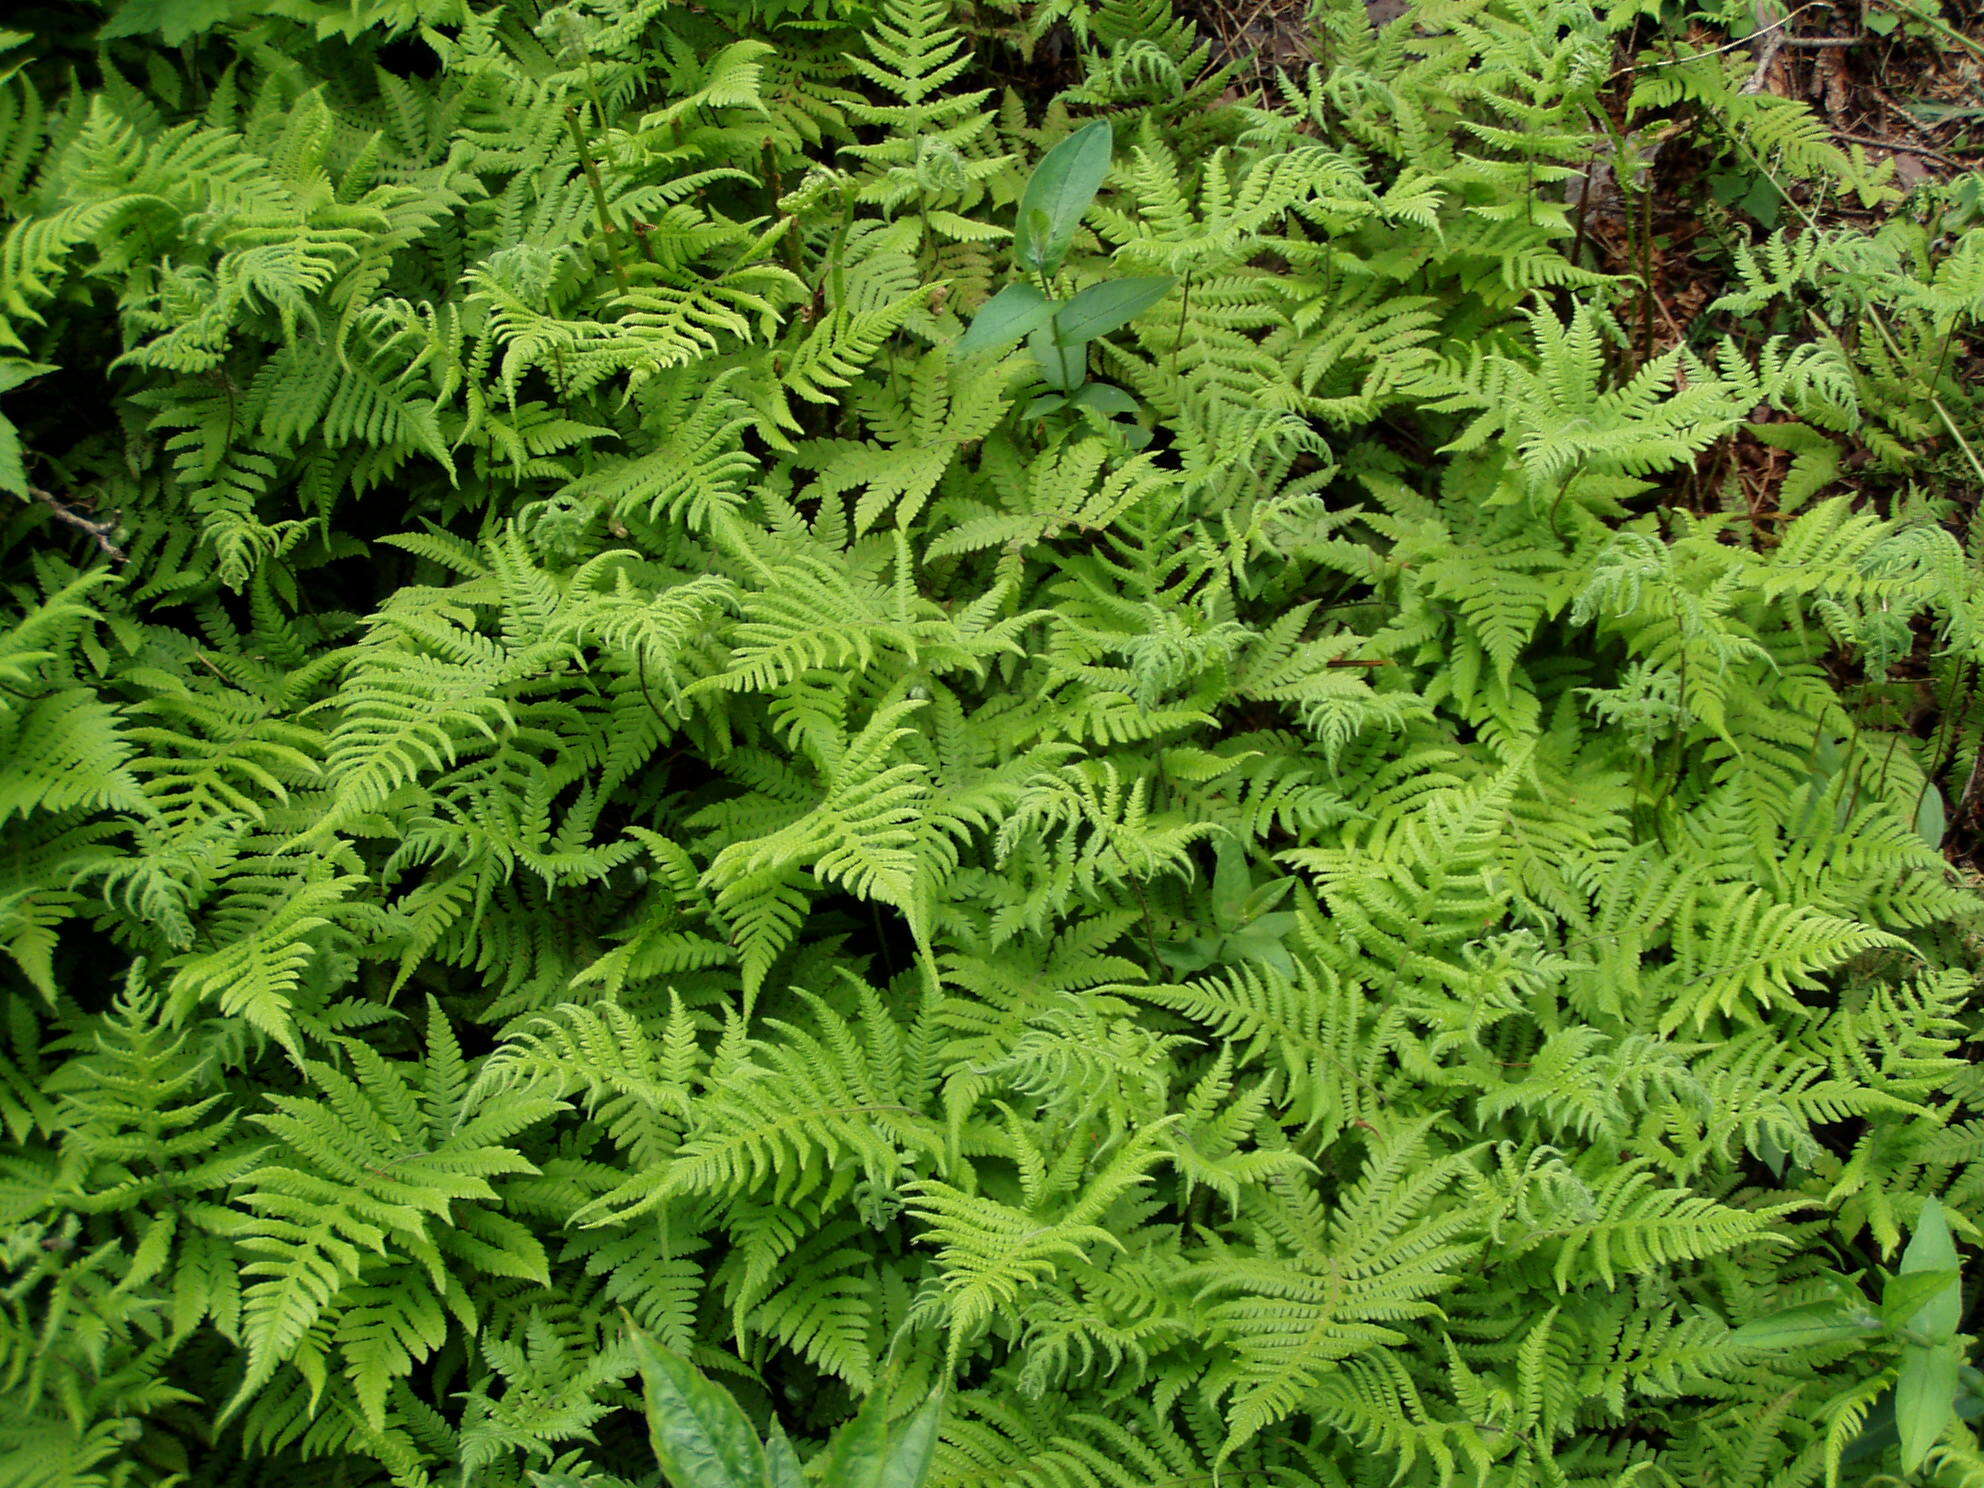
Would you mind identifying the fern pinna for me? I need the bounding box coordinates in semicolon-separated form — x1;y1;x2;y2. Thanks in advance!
1;0;1981;1486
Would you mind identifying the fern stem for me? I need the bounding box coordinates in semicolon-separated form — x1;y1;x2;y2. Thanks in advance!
1636;171;1656;367
1172;272;1192;385
565;106;632;297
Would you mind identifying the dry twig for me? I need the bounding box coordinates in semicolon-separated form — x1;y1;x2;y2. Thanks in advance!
26;485;126;563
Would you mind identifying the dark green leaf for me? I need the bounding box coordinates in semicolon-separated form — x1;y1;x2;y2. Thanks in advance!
766;1424;806;1488
1210;841;1252;926
1884;1269;1959;1330
1729;1301;1880;1349
816;1385;944;1488
1028;323;1086;392
956;282;1057;357
1899;1198;1963;1341
1050;278;1174;345
633;1334;770;1488
1239;878;1295;920
1754;1127;1790;1180
877;1391;943;1488
1915;785;1947;850
1014;121;1112;276
1229;925;1295;973
1069;382;1140;418
814;1383;893;1487
1898;1337;1961;1473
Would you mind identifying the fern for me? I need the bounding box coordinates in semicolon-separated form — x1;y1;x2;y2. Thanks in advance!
0;1;1979;1485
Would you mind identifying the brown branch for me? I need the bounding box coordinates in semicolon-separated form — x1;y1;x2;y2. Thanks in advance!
26;485;126;563
1741;27;1787;93
1830;131;1968;169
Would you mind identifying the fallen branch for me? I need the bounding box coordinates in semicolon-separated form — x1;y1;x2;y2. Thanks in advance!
25;485;126;563
1830;130;1968;169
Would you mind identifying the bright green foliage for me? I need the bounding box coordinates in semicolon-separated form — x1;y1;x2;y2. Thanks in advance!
1;1;1982;1486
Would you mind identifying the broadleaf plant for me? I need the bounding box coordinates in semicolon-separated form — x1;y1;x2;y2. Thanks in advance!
959;117;1172;436
1735;1200;1978;1473
635;1336;942;1488
1012;121;1115;278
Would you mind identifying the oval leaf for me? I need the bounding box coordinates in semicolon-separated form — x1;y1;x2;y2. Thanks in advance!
1900;1197;1963;1341
1730;1301;1880;1350
1210;840;1252;925
816;1385;944;1488
1915;784;1947;849
1898;1337;1962;1473
1051;277;1174;345
878;1391;944;1488
1014;120;1112;276
814;1386;892;1488
766;1424;806;1488
633;1334;770;1488
956;281;1056;357
1069;381;1139;418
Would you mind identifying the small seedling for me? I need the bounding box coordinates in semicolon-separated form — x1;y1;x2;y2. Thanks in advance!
955;119;1172;448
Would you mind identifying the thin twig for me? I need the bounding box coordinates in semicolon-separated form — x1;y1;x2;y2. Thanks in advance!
1868;80;1953;142
1830;131;1967;169
1741;26;1787;94
26;485;125;562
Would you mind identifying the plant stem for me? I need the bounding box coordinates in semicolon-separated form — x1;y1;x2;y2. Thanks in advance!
566;105;631;296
